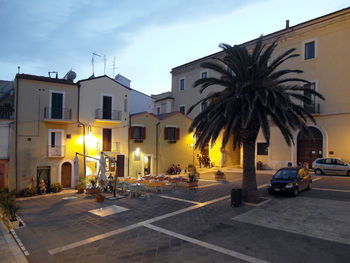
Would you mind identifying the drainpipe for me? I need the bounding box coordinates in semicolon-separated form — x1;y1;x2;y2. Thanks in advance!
77;82;86;179
15;76;19;192
156;122;160;176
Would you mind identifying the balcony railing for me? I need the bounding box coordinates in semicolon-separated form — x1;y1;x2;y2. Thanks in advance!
304;103;320;114
44;107;72;120
95;109;122;121
48;145;65;157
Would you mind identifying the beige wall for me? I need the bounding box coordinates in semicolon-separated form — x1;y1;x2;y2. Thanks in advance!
79;76;130;177
129;113;199;177
9;78;80;190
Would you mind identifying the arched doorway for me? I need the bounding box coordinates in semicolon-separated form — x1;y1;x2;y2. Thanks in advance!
297;127;323;168
61;162;72;188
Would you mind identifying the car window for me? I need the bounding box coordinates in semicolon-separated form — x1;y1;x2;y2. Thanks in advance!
316;159;324;164
273;169;297;180
324;159;333;164
336;159;347;166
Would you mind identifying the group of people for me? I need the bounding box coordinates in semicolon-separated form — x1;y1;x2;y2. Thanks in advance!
198;155;211;168
167;164;182;175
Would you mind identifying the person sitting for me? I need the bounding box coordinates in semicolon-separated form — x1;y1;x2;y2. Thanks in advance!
176;164;181;174
39;180;47;194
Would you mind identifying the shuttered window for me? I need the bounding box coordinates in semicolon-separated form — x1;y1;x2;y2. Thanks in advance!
164;127;179;142
131;126;145;142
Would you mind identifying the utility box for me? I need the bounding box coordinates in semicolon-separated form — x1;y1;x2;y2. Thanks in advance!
231;189;242;207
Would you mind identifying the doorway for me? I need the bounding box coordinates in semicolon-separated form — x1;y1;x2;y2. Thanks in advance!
37;166;51;193
144;155;151;175
103;128;112;151
61;162;72;188
297;127;323;168
116;155;125;177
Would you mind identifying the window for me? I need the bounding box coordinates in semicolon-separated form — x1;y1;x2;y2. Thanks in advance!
48;130;64;157
164;127;180;143
102;95;112;119
179;78;185;91
124;99;128;113
156;106;161;115
179;105;186;115
50;91;64;119
304;41;315;60
257;143;268;155
201;101;207;112
201;71;208;79
131;126;146;142
303;82;318;113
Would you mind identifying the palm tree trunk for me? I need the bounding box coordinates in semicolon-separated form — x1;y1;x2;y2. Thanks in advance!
242;138;259;203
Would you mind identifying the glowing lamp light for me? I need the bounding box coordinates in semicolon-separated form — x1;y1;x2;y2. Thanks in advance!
134;147;141;160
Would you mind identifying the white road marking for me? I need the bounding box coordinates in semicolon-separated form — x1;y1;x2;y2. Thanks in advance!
48;194;229;255
313;187;350;193
159;195;201;204
258;183;269;189
144;224;269;263
312;177;322;182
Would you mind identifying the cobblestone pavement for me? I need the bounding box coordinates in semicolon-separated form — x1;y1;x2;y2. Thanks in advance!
13;175;350;263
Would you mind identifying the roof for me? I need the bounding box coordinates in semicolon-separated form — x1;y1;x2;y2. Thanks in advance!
171;7;350;73
130;111;193;121
154;96;174;102
78;75;131;90
16;74;77;86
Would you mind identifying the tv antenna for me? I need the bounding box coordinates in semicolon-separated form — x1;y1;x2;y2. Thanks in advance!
104;55;106;75
91;52;101;75
112;57;118;77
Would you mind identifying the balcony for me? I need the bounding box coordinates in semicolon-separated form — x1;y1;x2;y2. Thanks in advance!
304;103;320;114
44;107;72;123
95;109;122;123
48;145;65;157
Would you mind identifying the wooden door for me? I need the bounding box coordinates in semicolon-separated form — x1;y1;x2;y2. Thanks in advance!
61;162;72;188
51;93;63;119
103;128;112;151
297;127;323;168
0;163;6;189
116;155;125;177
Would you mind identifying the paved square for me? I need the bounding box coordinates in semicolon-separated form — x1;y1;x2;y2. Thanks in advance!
233;196;350;245
89;205;129;217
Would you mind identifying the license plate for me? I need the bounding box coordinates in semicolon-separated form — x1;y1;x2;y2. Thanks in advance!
274;188;280;191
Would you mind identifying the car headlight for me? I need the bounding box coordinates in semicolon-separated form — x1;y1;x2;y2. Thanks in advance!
285;182;293;188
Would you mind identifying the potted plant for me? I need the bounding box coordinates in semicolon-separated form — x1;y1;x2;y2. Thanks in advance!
75;175;86;193
215;170;226;181
187;167;199;189
95;191;105;202
86;179;99;194
50;182;63;193
0;190;20;228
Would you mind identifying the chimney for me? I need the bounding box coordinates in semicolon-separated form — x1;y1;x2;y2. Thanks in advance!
286;19;290;29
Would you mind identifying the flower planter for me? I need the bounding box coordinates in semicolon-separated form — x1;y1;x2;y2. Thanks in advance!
86;188;99;195
96;194;105;202
215;174;226;181
77;188;85;194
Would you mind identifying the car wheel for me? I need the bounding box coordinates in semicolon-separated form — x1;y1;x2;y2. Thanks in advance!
292;187;299;197
307;182;312;190
315;169;323;175
347;170;350;176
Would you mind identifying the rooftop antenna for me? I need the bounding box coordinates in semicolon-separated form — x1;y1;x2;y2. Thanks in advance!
91;52;101;76
112;56;118;77
104;55;106;75
17;66;20;74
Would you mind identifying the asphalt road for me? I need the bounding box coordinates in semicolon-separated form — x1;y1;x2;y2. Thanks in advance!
13;173;350;263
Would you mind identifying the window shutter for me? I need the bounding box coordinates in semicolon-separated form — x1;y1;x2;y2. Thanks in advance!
164;127;169;140
141;127;146;140
130;127;134;139
176;128;180;140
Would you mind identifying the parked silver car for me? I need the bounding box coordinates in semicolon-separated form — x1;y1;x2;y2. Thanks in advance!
312;158;350;176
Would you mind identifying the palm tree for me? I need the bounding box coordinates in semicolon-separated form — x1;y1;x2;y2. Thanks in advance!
188;36;324;203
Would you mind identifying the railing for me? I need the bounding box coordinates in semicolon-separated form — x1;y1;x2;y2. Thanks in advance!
44;107;72;120
304;103;320;114
48;145;65;157
95;109;122;121
0;105;13;119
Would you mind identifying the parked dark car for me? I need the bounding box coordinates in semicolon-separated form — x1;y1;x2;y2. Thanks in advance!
268;167;312;196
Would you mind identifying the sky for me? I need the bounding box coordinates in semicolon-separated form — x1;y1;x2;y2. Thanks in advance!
0;0;348;95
